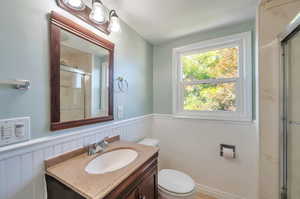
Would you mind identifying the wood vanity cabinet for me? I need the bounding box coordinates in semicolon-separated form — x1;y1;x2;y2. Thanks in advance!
46;153;158;199
121;165;157;199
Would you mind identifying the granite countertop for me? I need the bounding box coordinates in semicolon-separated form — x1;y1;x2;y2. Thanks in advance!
45;140;159;199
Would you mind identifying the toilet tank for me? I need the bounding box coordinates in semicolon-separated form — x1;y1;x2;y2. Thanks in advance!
138;138;160;147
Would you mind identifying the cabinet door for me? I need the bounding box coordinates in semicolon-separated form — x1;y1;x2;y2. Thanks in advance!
104;154;159;199
46;175;85;199
138;168;158;199
125;188;139;199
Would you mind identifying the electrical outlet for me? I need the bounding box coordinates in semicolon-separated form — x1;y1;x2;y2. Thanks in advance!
0;117;30;146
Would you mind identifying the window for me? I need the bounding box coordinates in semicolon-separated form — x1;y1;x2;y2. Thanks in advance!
172;32;252;121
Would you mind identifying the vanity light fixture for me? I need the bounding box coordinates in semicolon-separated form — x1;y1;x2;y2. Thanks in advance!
59;0;121;33
63;0;86;11
89;0;107;24
108;10;121;33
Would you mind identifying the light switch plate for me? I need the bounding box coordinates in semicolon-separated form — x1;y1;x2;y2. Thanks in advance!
0;117;30;147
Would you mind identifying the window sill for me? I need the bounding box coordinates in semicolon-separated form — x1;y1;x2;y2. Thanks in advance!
171;113;253;123
152;114;256;125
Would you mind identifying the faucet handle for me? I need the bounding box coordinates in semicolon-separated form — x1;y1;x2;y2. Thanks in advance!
95;144;103;152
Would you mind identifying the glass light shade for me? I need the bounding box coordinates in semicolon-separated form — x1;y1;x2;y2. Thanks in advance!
89;2;107;24
63;0;85;10
108;15;121;32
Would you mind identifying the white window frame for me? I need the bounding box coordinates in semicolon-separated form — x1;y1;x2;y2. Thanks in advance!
172;31;252;121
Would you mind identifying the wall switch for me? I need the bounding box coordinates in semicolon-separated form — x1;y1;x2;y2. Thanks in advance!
0;117;30;147
15;123;25;138
117;105;124;119
1;122;14;140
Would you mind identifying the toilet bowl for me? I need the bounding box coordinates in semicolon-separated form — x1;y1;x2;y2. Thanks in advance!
138;138;196;199
158;169;195;199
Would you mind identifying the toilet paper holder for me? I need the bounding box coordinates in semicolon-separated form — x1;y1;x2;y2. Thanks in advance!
220;144;236;158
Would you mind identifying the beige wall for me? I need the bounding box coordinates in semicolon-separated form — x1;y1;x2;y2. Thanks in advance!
288;33;300;198
258;0;300;199
60;45;92;72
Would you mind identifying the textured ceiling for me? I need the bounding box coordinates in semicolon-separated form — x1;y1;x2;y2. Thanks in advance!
102;0;259;44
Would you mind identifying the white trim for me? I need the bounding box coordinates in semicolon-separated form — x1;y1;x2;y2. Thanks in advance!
101;62;109;115
172;31;253;121
91;56;109;117
255;5;260;199
196;183;245;199
279;11;300;41
91;54;96;116
153;113;256;126
0;114;152;160
182;78;238;85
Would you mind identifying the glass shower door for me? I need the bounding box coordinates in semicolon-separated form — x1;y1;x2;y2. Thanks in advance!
60;67;86;122
282;29;300;199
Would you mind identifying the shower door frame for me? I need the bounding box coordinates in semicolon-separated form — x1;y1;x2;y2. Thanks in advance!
280;15;300;199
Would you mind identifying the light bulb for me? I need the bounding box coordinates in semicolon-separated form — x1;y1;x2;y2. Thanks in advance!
108;11;121;32
89;1;107;24
63;0;85;10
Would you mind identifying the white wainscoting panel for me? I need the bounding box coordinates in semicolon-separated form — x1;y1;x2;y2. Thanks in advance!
0;114;258;199
152;114;258;199
0;115;152;199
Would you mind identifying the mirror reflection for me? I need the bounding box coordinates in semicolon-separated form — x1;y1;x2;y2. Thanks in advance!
60;29;109;122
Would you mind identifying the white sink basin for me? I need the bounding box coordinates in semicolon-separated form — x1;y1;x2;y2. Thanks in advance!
85;149;138;174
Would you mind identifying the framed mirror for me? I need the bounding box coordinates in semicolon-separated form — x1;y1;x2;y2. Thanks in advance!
49;11;114;131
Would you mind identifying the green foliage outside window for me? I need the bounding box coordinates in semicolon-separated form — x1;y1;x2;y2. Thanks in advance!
181;48;238;111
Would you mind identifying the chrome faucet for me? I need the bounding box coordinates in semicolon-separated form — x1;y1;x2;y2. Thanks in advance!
88;137;109;156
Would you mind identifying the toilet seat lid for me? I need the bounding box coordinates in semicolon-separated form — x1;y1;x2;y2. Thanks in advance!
158;169;195;194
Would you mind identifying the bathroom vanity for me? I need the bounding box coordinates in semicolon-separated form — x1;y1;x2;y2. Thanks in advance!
45;139;159;199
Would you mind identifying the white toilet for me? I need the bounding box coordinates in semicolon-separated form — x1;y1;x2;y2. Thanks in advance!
138;138;196;199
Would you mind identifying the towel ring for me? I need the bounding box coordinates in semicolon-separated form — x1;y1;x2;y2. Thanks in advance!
115;76;128;93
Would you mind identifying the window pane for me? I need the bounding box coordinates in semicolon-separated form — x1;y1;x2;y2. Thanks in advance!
183;82;236;111
181;47;238;81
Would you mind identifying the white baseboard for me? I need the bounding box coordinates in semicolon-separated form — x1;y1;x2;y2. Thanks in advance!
196;183;245;199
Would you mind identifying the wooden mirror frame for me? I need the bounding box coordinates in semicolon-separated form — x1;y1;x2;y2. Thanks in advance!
49;11;114;131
